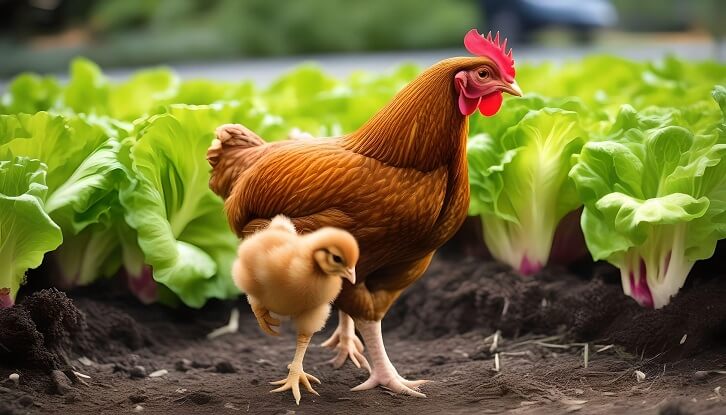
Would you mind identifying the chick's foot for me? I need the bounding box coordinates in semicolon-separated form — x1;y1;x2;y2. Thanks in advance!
270;364;321;405
352;319;428;398
270;334;320;405
320;311;370;371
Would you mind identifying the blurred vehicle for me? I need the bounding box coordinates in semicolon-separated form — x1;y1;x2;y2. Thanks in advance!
479;0;618;44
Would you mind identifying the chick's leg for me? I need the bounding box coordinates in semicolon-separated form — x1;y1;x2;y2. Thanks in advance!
352;319;428;397
320;310;370;371
270;334;321;405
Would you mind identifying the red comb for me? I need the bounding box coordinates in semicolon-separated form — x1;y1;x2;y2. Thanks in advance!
464;29;515;82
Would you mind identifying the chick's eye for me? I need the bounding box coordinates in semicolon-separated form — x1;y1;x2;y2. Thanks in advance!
477;70;489;79
332;255;343;264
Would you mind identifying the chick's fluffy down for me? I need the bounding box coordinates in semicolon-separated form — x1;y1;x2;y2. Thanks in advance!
233;220;352;335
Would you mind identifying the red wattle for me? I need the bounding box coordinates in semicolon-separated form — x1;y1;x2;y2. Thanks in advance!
458;93;481;116
479;92;503;116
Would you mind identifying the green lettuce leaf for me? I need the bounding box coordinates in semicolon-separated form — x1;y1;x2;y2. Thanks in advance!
119;105;240;308
0;157;62;307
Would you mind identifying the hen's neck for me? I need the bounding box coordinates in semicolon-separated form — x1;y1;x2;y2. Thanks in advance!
343;62;468;171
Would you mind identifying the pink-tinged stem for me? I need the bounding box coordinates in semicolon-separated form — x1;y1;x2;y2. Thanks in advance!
0;288;13;308
125;266;157;305
519;255;543;276
629;259;654;308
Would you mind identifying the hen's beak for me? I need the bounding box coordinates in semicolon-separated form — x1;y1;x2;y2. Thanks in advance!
342;267;356;285
500;80;523;97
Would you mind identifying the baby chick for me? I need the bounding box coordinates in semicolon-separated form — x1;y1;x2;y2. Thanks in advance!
233;215;358;404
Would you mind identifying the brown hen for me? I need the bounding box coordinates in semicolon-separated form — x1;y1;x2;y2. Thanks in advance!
208;30;521;397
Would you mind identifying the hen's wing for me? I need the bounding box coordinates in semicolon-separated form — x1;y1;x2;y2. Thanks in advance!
227;138;364;234
225;137;448;267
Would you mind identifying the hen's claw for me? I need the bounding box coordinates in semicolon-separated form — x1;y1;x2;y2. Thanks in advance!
270;364;321;405
321;330;363;351
351;372;428;398
323;333;369;371
321;311;369;371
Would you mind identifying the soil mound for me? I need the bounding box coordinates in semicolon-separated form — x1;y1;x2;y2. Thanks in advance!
387;255;726;359
0;289;84;371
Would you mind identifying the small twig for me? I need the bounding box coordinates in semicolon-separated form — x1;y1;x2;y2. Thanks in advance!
494;353;500;372
583;343;589;369
595;344;614;353
490;330;501;353
536;342;573;349
509;335;564;349
501;298;510;317
72;370;91;379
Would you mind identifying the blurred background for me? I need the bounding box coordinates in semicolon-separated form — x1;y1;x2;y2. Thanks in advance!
0;0;724;82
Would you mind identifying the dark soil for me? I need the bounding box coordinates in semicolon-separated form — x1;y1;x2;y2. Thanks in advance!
2;249;726;414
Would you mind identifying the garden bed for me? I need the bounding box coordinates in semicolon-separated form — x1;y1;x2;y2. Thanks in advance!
2;249;726;415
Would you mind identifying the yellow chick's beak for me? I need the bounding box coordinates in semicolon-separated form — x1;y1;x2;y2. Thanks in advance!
342;267;356;285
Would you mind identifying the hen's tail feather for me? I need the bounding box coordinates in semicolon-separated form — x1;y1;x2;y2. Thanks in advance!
208;124;268;198
207;124;265;167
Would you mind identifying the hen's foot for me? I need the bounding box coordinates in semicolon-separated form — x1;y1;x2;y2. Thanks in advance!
352;319;428;398
206;308;240;339
321;311;370;371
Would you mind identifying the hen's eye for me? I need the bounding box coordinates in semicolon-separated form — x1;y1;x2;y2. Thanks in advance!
477;70;489;79
332;254;343;264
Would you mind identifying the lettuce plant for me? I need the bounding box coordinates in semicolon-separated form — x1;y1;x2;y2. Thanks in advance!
0;157;62;307
570;88;726;308
120;105;240;307
0;112;127;288
468;104;588;275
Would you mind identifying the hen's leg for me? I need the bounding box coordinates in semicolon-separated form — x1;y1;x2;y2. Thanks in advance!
351;319;428;397
270;334;321;405
320;310;370;371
